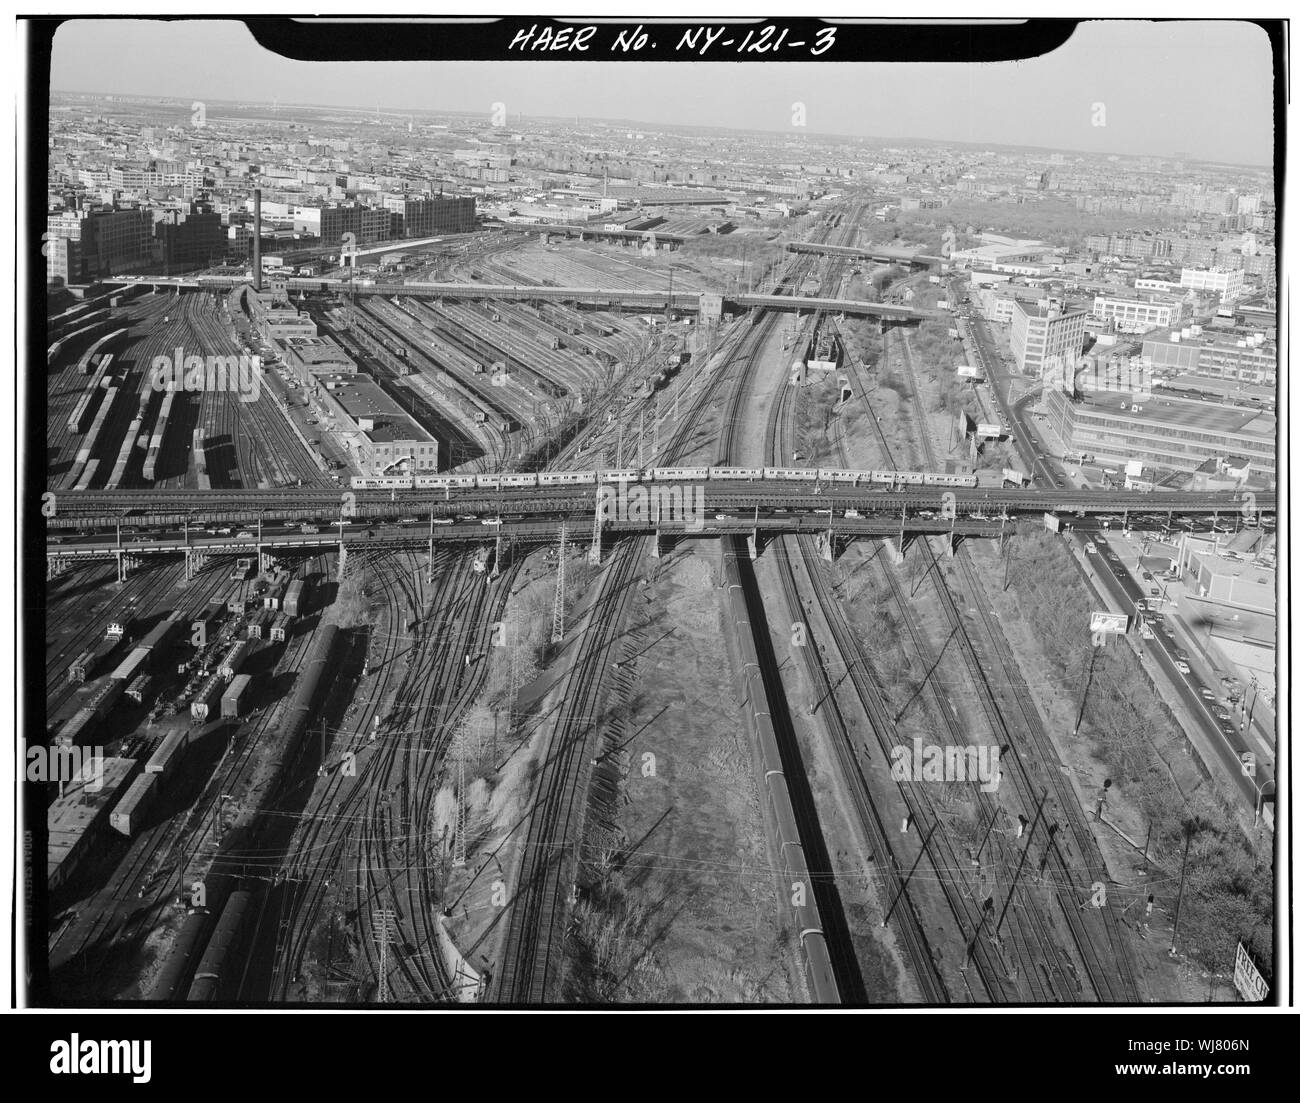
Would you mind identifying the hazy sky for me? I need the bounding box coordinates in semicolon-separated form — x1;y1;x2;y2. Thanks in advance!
48;18;1275;165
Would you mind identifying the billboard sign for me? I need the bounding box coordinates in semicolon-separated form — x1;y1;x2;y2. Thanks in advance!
1089;611;1130;635
1233;943;1269;1003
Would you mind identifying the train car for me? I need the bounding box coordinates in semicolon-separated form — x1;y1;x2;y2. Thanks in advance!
190;674;225;723
219;639;251;680
67;649;96;685
145;728;188;776
415;474;478;490
820;469;868;485
137;612;184;656
55;707;99;749
125;673;152;704
537;470;596;486
893;471;928;486
709;467;763;482
187;890;254;1002
650;466;709;482
349;475;414;490
269;612;290;643
282;579;306;618
109;647;150;684
73;458;101;492
475;474;502;491
109;771;158;836
246;609;271;640
599;469;643;483
85;677;125;720
922;472;979;488
149;907;212;1000
221;674;253;719
501;472;539;489
763;467;818;482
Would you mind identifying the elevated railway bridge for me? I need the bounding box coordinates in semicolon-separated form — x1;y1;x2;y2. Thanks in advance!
99;276;937;321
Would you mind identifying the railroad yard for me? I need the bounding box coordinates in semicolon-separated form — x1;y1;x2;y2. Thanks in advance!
39;195;1272;1009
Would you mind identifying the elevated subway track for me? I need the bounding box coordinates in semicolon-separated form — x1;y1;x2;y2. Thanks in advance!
44;481;1274;529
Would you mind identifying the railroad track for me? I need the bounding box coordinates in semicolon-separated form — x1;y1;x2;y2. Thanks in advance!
879;301;1142;1001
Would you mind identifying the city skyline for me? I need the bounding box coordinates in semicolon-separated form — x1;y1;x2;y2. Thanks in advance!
48;18;1275;166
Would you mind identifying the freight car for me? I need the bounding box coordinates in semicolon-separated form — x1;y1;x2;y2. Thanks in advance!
145;728;188;776
282;579;306;618
186;890;253;1002
221;674;253;719
149;907;213;1001
190;673;225;723
109;770;157;835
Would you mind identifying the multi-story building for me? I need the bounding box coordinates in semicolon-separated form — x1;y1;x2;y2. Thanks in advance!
381;194;476;237
154;201;224;274
1041;388;1275;482
317;204;396;246
46;205;155;282
1180;266;1244;302
1090;291;1184;334
312;373;440;474
1141;326;1277;386
1009;299;1086;377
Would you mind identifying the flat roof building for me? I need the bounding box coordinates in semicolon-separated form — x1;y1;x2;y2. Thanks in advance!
1042;387;1276;483
314;373;439;473
1009;299;1086;378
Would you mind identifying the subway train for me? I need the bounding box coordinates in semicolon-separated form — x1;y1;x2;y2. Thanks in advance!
349;467;980;491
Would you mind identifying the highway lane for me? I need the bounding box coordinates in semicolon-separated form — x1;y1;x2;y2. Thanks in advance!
1072;529;1273;817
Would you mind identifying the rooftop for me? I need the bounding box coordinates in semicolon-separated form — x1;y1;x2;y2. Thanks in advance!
1076;390;1277;439
321;373;434;442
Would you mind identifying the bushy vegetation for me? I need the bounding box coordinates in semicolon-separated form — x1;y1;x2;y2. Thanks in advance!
895;198;1183;252
1006;530;1273;979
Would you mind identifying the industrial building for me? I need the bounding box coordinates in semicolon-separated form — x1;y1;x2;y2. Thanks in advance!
1041;387;1276;482
280;335;359;382
1009;299;1087;377
312;372;439;474
1141;325;1276;387
1090;290;1185;334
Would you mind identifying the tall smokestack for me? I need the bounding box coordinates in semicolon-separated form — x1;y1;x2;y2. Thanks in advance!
253;188;262;292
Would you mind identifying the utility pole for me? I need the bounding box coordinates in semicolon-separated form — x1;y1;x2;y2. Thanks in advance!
1170;822;1198;956
551;524;568;643
452;724;468;868
1073;643;1099;736
372;908;396;1003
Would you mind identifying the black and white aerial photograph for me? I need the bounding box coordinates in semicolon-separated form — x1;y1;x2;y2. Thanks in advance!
14;12;1289;1040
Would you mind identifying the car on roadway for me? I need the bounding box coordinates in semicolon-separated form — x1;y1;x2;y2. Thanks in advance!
1199;687;1216;701
1141;571;1154;581
481;518;502;526
216;526;232;536
457;514;478;521
714;514;731;522
1214;708;1233;723
845;509;862;519
432;517;454;525
397;517;419;526
235;530;255;540
300;524;320;534
1175;661;1191;675
1085;542;1097;555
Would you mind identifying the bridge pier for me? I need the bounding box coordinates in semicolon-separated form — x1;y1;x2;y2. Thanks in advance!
588;507;602;565
47;555;69;581
185;549;208;581
885;535;906;564
115;550;137;583
946;531;961;558
815;532;842;562
745;529;766;560
336;543;348;582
